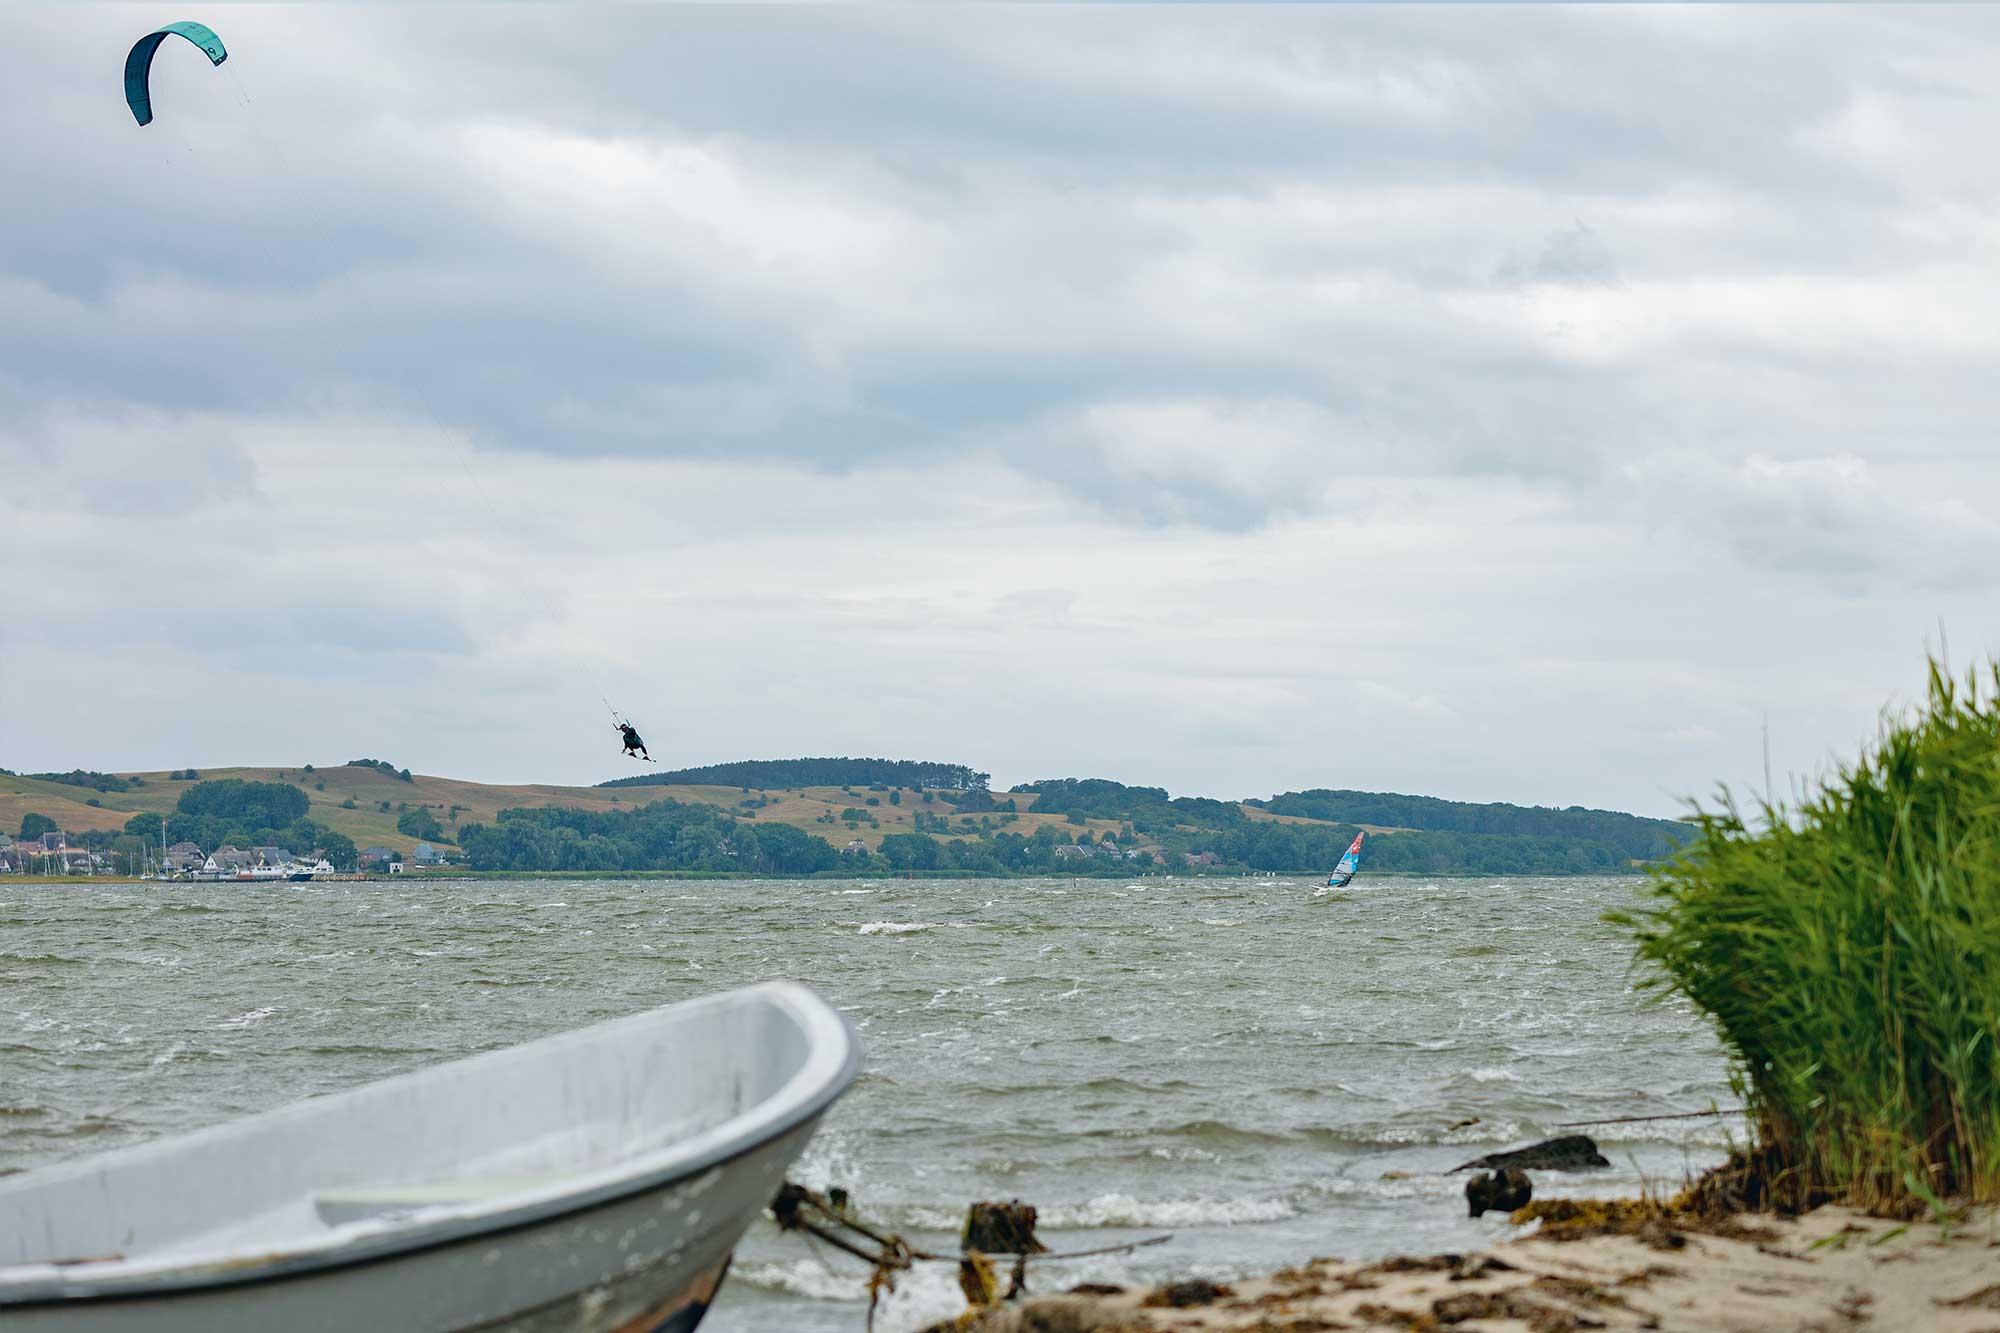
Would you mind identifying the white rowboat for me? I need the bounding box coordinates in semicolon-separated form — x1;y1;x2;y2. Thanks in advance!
0;981;859;1332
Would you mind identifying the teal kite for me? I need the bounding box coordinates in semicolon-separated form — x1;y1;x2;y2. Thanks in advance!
125;21;227;127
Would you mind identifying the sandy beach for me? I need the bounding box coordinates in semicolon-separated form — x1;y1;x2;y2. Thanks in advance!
941;1205;2000;1332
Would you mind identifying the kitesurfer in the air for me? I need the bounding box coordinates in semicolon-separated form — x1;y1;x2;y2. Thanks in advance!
616;720;651;762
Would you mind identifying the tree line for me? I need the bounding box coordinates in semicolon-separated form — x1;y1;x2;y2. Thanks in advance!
598;757;991;792
452;796;1650;877
1248;788;1689;861
1010;777;1246;829
458;800;840;873
23;769;142;792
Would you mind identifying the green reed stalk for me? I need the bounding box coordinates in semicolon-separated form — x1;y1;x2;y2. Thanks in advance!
1618;658;2000;1212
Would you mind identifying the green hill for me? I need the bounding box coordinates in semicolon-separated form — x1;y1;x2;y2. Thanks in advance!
1;761;1688;877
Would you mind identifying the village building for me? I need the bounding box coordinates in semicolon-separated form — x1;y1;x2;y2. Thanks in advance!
204;846;256;875
1;836;100;874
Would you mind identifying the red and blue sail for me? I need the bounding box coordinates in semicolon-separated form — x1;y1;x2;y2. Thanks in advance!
1327;832;1364;887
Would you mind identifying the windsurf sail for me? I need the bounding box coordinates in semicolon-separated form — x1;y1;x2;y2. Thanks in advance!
1327;832;1364;888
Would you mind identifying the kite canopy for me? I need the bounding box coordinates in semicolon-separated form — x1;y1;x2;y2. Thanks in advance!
125;21;227;127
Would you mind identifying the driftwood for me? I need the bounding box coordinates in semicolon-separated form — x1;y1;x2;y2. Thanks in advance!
962;1200;1048;1255
775;1183;1169;1333
1452;1134;1611;1174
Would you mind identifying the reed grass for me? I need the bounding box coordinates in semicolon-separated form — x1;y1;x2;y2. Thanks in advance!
1619;658;2000;1213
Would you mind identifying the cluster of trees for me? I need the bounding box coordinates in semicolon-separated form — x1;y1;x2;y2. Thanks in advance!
458;800;840;873
599;757;991;792
458;775;1684;877
146;780;358;869
944;787;1006;812
25;770;139;792
1248;789;1690;862
1010;778;1244;831
1001;778;1685;874
396;807;445;840
347;759;414;782
457;804;1108;876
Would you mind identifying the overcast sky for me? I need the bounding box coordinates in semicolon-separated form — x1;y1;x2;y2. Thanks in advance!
4;6;1998;817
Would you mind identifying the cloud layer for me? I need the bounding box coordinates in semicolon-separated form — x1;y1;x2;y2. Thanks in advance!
5;7;1998;815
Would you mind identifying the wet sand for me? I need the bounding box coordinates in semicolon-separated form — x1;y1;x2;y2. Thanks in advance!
943;1205;2000;1332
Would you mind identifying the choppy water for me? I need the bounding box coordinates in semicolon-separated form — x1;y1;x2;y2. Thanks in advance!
0;875;1737;1332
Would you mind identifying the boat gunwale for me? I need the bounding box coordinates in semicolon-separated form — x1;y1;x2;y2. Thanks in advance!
0;981;861;1306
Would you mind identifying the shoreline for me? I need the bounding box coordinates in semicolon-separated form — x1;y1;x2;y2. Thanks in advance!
941;1204;2000;1332
11;867;1629;886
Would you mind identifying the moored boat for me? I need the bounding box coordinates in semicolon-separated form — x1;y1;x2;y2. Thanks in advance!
0;981;859;1331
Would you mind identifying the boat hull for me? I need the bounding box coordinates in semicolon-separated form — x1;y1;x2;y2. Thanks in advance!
0;982;859;1333
0;1111;814;1333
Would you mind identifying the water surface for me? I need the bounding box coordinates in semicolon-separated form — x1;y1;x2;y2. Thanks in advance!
0;874;1735;1332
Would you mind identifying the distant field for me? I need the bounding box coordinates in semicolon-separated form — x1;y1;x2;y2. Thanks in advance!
0;768;1355;856
1239;805;1412;835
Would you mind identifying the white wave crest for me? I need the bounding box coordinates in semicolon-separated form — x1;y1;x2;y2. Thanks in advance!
731;1260;969;1333
730;1258;866;1301
863;1203;964;1232
1341;1120;1527;1147
858;922;933;935
787;1125;861;1194
1039;1192;1293;1229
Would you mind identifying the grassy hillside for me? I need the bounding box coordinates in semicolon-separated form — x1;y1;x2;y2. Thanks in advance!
0;766;1178;856
3;763;1680;875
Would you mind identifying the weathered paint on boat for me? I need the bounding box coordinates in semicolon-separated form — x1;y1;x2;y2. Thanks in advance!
0;982;859;1331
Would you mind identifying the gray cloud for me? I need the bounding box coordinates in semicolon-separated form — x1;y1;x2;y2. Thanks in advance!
5;7;2000;813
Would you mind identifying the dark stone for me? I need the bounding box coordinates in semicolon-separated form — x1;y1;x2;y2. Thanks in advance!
1466;1167;1533;1218
1143;1278;1234;1308
1452;1134;1612;1173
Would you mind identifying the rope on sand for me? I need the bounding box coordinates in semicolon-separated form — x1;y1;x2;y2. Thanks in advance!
771;1182;1172;1331
1555;1108;1745;1127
